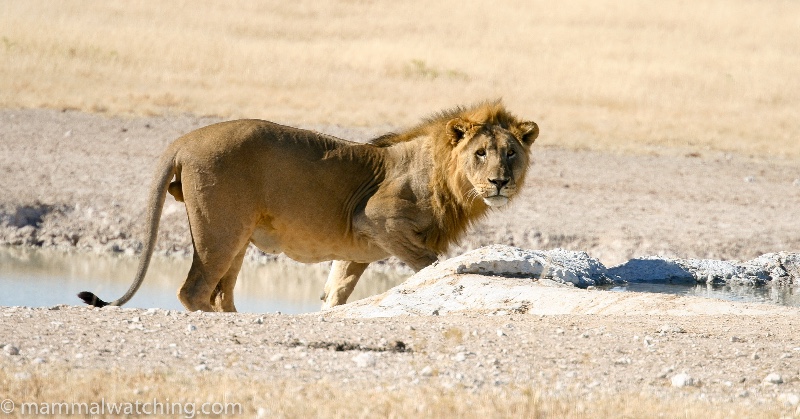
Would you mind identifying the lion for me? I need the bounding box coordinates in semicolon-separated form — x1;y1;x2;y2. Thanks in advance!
78;101;539;312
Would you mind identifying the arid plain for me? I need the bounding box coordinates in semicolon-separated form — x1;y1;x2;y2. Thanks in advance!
1;1;800;418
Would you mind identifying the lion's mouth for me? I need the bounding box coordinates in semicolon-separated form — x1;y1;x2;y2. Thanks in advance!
482;195;509;207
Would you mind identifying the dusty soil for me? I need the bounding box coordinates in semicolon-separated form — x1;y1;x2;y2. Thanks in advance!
1;305;800;417
1;109;800;416
1;109;799;267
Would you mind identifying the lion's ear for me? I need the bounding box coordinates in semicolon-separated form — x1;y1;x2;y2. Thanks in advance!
446;118;472;145
517;121;539;145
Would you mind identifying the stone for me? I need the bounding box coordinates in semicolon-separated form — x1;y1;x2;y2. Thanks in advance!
420;366;434;377
671;373;694;388
352;352;377;368
4;345;19;356
778;393;800;407
763;373;783;385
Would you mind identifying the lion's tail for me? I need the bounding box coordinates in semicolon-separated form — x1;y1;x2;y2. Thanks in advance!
78;146;178;308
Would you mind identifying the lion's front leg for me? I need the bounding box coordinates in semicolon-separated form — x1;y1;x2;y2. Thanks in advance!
321;260;370;309
374;219;439;272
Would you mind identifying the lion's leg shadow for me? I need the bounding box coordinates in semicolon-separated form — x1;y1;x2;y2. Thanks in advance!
321;260;369;309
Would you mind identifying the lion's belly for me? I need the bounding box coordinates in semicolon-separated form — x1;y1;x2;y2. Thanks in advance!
249;226;387;264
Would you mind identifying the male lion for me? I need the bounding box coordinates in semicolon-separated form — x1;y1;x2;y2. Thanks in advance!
78;101;539;312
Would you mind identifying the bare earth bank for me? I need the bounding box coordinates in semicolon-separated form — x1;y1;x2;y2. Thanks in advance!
1;109;799;267
1;110;800;417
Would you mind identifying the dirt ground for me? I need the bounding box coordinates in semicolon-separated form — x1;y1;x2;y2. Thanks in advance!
1;109;800;417
1;109;798;266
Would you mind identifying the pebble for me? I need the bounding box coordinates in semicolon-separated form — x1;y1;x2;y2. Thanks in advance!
352;352;377;368
496;329;505;337
194;364;208;372
763;373;783;385
778;393;800;407
658;325;685;334
614;357;631;365
187;324;197;332
4;345;20;356
729;336;743;343
453;352;467;362
750;351;760;360
15;372;31;380
420;366;434;377
269;354;284;362
658;367;674;379
32;357;46;364
671;373;695;388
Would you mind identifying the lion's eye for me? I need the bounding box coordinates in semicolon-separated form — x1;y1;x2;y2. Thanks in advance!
476;149;486;157
507;149;516;157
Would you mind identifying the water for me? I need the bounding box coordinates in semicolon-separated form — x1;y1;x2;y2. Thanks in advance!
1;248;798;312
0;248;407;314
604;282;800;307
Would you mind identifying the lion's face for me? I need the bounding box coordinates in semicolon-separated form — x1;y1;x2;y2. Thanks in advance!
447;119;539;208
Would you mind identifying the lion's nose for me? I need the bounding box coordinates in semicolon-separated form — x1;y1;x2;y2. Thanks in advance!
488;178;509;193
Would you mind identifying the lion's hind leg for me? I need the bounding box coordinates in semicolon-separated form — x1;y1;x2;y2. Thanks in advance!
321;260;369;309
210;244;248;312
178;190;256;312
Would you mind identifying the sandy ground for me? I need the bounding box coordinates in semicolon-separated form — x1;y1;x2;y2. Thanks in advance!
1;109;800;416
1;109;798;266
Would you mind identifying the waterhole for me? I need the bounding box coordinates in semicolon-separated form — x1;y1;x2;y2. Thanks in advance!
1;248;797;312
0;247;407;314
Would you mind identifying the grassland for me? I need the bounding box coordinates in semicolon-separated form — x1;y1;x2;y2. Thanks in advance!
1;0;799;157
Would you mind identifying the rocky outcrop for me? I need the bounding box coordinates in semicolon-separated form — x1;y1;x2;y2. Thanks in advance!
328;245;800;318
608;252;800;285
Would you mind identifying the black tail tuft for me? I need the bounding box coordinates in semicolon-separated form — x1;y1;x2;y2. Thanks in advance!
77;291;109;307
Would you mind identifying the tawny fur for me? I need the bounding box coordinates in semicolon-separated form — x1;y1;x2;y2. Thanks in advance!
78;101;539;312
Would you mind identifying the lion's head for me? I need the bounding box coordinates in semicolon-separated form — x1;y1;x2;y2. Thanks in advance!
445;110;538;208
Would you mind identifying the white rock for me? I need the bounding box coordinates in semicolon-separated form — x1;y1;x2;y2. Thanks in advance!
194;364;208;372
671;373;694;388
496;329;505;337
4;345;19;356
269;354;284;362
763;373;783;384
778;393;800;407
352;352;377;368
657;324;685;334
186;324;197;332
420;366;434;377
453;352;467;362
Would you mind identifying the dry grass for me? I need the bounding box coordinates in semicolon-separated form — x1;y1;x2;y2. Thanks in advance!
1;369;789;418
1;0;799;158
